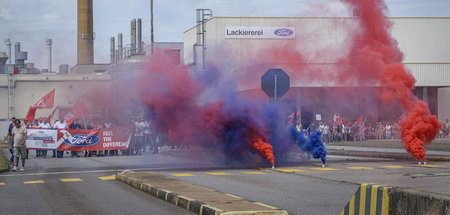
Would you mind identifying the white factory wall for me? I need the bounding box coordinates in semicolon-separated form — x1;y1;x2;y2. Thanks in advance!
438;87;450;122
0;74;111;120
390;18;450;63
184;17;450;87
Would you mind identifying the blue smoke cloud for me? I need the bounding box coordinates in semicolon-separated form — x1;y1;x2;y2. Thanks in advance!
302;131;327;164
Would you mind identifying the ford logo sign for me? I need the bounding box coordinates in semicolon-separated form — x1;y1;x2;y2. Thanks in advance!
64;134;101;147
274;28;294;37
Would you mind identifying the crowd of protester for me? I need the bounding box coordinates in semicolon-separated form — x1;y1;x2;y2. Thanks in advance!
5;114;178;166
6;111;450;169
295;118;450;144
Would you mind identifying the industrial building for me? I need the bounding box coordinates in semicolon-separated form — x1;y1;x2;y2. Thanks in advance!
0;1;449;128
183;16;450;123
0;0;182;123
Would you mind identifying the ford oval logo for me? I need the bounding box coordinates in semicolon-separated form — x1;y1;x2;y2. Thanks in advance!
64;134;101;147
274;28;294;37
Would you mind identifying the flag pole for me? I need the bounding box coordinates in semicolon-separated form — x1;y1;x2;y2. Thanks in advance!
82;113;87;129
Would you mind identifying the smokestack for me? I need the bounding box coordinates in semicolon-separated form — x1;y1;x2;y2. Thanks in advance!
131;19;136;55
110;37;115;64
118;33;123;60
5;39;11;64
137;18;142;54
77;0;94;64
46;39;52;72
15;42;20;58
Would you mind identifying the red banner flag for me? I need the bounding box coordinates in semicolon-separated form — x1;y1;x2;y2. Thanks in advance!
46;106;59;124
33;89;55;109
56;128;131;151
64;100;89;124
25;106;37;123
338;114;343;124
356;114;364;125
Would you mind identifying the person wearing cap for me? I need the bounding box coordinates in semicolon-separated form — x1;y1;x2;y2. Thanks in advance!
11;119;27;171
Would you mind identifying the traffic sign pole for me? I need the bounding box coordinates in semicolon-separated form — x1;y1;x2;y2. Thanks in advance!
274;74;278;103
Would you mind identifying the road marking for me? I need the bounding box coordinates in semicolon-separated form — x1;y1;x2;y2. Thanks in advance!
416;164;442;168
60;178;83;182
24;180;45;184
0;166;212;177
254;202;279;210
0;182;5;185
242;171;268;174
225;193;243;199
98;175;116;180
311;167;340;171
347;167;374;170
206;172;232;176
275;168;305;173
172;173;195;177
382;165;411;169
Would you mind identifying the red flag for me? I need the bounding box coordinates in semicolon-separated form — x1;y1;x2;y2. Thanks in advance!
338;114;343;124
356;114;364;125
288;112;295;126
33;89;55;109
25;106;37;123
45;106;58;124
64;100;89;124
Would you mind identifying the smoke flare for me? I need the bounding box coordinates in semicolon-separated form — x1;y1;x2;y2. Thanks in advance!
341;0;441;161
136;50;275;165
302;131;327;164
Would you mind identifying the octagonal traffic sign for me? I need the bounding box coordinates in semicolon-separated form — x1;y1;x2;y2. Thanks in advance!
261;69;290;101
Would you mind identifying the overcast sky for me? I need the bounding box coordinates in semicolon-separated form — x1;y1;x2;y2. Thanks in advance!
0;0;449;71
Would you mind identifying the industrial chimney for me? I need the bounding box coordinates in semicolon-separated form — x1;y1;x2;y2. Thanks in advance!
131;19;136;55
137;18;142;54
77;0;94;64
110;37;115;64
46;39;52;72
5;39;11;64
118;33;123;60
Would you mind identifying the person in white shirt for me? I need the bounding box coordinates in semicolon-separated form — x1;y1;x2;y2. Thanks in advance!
385;123;392;140
143;121;150;153
53;120;67;129
53;119;67;158
323;125;330;144
134;119;146;155
38;118;51;158
104;120;112;128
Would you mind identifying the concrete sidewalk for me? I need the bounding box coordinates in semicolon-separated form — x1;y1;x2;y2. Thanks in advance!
327;145;450;161
117;171;288;215
327;145;450;156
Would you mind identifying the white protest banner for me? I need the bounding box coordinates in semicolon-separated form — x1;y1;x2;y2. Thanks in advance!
26;129;59;149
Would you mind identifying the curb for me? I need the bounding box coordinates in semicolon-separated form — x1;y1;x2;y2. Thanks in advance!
0;167;10;173
116;173;288;215
340;183;390;215
0;149;10;173
340;183;450;215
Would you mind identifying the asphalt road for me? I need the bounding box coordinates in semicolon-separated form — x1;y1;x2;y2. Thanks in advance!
159;169;359;215
2;146;449;215
0;171;193;215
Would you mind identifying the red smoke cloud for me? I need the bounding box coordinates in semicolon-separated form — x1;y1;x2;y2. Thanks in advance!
239;0;441;162
341;0;441;162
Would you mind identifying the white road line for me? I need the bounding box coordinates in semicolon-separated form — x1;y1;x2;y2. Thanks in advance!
0;167;183;177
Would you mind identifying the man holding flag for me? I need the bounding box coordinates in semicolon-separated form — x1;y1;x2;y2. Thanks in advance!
25;89;55;157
